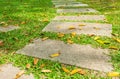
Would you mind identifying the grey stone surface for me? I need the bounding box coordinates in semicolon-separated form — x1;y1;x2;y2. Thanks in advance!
0;25;19;32
53;2;83;5
57;8;98;13
42;22;112;37
55;4;88;8
16;39;113;72
53;15;105;21
0;64;34;79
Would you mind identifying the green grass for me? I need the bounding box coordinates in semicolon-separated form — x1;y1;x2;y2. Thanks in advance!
0;0;120;79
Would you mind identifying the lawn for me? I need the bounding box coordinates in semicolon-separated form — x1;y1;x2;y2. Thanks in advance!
0;0;120;79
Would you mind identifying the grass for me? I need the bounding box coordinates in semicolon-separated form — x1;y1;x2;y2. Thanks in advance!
0;0;120;79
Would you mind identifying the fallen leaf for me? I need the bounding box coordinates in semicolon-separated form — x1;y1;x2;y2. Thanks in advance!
79;27;83;30
78;69;86;75
71;32;76;37
67;39;74;44
26;64;31;69
34;58;39;65
68;26;76;30
113;38;120;43
108;72;119;77
62;66;70;73
96;40;104;44
50;51;61;58
58;33;64;38
14;70;25;79
42;37;49;41
93;27;101;30
40;64;45;69
111;33;119;36
43;18;49;22
21;21;26;24
79;24;86;26
94;36;100;40
109;46;118;50
0;40;4;46
41;69;51;73
88;34;95;37
70;68;82;75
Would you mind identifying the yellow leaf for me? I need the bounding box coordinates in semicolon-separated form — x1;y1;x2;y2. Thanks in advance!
40;64;45;69
26;64;31;69
78;69;86;75
71;32;76;38
96;40;104;44
21;21;26;24
42;37;49;41
50;52;61;58
14;70;25;79
68;26;76;30
116;38;120;43
93;27;101;30
108;72;119;77
41;69;51;73
70;69;82;75
62;66;70;73
79;24;86;26
94;36;100;40
109;46;118;50
67;39;74;44
58;33;64;38
34;58;39;65
43;18;49;22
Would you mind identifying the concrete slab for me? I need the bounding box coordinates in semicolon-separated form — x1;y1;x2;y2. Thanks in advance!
55;4;88;8
53;15;105;21
16;39;113;72
0;64;34;79
42;22;112;37
57;8;98;13
0;25;19;32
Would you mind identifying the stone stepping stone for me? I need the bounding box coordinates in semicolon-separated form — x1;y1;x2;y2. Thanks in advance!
0;25;19;32
57;8;98;13
0;64;34;79
42;22;112;37
55;4;88;8
53;15;105;21
16;39;113;72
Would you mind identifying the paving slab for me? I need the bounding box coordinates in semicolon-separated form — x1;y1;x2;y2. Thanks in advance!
42;22;112;37
55;4;88;8
57;8;98;13
16;39;113;72
0;25;19;32
0;64;34;79
53;15;105;21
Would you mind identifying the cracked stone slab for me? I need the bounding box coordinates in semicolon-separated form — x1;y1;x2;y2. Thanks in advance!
16;39;113;72
0;64;34;79
42;22;112;37
57;8;98;13
0;25;19;32
53;15;105;21
55;4;88;8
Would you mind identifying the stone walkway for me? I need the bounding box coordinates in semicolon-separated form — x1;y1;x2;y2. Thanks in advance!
17;0;113;73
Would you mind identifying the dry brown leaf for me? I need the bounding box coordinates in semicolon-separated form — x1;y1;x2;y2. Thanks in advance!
109;46;118;50
58;33;64;38
41;69;51;73
108;72;119;77
62;66;70;73
93;27;101;30
79;24;86;26
21;21;26;24
26;64;31;69
68;26;76;30
0;40;4;46
14;70;25;79
67;39;74;44
78;69;86;75
40;64;45;69
42;37;49;41
88;34;95;37
50;52;61;58
34;58;39;65
70;69;82;75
